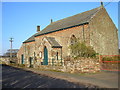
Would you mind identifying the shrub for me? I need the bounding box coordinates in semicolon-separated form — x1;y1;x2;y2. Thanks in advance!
102;57;112;61
69;41;97;58
102;56;120;61
19;64;25;67
113;56;120;61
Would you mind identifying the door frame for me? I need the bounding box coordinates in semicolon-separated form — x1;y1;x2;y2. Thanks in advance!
43;46;48;65
29;57;33;67
21;54;24;64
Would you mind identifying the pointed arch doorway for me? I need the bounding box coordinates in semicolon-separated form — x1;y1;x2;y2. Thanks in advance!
43;46;48;65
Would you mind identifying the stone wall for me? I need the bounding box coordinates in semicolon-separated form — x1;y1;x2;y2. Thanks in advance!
21;42;36;67
35;24;89;59
0;57;9;64
89;7;119;55
17;45;24;64
62;58;100;73
38;58;100;73
0;57;18;64
17;6;119;68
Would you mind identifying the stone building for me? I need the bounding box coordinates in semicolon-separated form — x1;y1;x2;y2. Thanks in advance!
4;49;19;57
17;5;119;68
0;49;19;64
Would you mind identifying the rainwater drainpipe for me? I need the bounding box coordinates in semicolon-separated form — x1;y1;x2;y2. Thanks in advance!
52;50;54;66
24;44;26;65
61;48;62;65
83;24;85;42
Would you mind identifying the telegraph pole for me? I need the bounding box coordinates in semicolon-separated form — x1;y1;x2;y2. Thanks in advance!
9;37;13;61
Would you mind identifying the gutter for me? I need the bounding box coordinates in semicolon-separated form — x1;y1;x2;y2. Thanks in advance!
23;40;35;43
23;22;89;43
35;22;89;37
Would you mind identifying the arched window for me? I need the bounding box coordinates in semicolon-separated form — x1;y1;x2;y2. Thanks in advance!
70;35;77;45
39;51;42;58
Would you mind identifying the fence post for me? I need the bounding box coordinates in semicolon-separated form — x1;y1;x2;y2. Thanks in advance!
99;55;102;71
99;55;102;63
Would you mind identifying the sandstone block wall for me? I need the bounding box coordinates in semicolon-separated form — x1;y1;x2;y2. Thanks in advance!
37;58;100;73
63;58;100;73
89;7;119;55
24;42;36;67
17;7;119;70
35;24;89;60
17;45;24;64
0;57;9;64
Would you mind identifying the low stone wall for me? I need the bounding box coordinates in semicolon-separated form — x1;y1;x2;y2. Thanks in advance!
0;57;18;65
37;58;100;73
0;57;10;64
62;58;100;73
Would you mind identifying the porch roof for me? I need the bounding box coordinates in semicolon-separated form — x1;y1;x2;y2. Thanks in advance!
46;37;62;48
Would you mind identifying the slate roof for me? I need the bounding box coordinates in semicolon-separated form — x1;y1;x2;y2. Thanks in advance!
46;37;62;48
23;6;101;43
23;33;36;43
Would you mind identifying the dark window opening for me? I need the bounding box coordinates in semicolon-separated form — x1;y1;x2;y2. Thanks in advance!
56;52;58;60
70;35;77;45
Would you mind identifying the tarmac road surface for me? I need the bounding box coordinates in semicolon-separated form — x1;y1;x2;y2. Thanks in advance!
2;65;87;88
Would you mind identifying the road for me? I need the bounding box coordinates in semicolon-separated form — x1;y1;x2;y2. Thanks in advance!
2;65;86;88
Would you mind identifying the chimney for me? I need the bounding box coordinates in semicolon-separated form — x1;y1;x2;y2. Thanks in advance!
100;1;103;7
51;19;53;23
37;25;40;32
